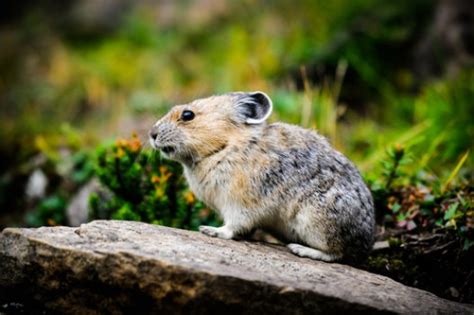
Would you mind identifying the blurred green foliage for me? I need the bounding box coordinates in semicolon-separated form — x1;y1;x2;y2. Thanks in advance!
26;195;67;227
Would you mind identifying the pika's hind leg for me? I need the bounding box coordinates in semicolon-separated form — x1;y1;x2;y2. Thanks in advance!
287;243;340;262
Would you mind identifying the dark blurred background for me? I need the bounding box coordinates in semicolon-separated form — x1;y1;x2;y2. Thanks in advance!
0;0;473;228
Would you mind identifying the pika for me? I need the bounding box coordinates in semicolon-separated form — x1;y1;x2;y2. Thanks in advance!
149;91;375;263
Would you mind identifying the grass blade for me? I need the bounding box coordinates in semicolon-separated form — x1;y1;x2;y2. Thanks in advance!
441;150;470;193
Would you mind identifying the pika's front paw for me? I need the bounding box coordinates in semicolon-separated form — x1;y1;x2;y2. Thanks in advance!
199;225;218;237
199;225;234;239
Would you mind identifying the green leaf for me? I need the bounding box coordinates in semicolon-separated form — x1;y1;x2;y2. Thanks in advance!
396;213;407;222
391;203;401;213
444;203;459;220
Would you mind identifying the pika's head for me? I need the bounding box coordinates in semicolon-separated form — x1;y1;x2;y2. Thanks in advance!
149;91;272;164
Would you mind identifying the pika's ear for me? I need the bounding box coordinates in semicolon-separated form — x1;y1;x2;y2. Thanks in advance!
235;91;273;124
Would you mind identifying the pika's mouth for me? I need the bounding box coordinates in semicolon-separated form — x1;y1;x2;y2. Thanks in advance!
160;146;176;154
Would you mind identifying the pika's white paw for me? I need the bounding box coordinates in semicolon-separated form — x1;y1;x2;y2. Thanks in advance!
199;225;234;239
287;243;338;262
199;225;219;237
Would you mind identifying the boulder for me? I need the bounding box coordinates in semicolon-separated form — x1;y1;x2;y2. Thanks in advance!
0;220;472;314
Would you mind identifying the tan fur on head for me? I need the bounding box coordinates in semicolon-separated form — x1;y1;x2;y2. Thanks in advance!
149;92;272;165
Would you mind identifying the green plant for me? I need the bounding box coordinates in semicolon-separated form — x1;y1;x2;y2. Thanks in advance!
26;195;67;227
90;134;220;230
370;145;473;249
381;144;412;189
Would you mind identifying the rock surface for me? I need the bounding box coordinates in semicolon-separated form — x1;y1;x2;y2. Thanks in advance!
0;220;472;314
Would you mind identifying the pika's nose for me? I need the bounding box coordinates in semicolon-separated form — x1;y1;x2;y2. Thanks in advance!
149;127;158;141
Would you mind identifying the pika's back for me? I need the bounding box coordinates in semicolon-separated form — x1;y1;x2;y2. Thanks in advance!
240;123;375;261
234;122;367;205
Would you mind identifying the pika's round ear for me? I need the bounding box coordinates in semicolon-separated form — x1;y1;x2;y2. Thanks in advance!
235;91;273;125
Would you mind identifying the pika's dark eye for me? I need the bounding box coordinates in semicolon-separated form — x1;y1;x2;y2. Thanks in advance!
181;110;195;121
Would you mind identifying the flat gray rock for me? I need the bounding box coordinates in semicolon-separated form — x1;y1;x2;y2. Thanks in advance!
0;220;472;314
